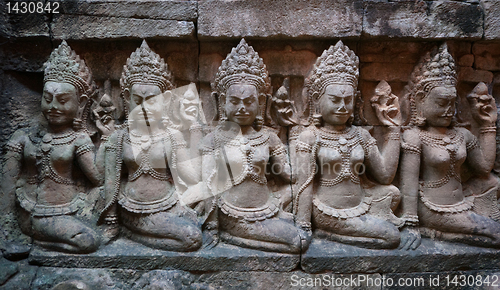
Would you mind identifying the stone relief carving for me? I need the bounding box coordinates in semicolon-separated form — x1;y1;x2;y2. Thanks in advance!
200;39;305;253
399;43;500;250
98;40;202;251
2;38;500;262
294;41;403;249
1;41;103;254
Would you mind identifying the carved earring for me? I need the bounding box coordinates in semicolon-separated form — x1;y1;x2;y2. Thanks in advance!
254;115;263;131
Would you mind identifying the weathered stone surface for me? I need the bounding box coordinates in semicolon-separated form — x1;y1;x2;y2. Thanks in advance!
360;62;415;82
458;54;474;67
0;1;49;38
31;267;118;290
29;239;299;272
198;0;363;39
301;238;500;274
51;15;195;40
0;261;38;290
53;0;197;21
473;43;500;71
358;41;432;63
199;53;224;83
458;66;494;83
0;257;18;285
260;48;317;76
364;0;483;39
483;0;500;40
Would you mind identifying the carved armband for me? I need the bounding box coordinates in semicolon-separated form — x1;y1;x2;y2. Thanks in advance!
466;136;479;151
297;221;312;232
401;142;421;155
295;141;313;153
5;141;23;154
270;145;287;157
479;126;496;134
402;214;419;227
385;132;400;142
363;138;377;160
76;143;94;157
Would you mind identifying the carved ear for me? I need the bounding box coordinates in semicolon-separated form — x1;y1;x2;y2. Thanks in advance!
77;94;89;118
123;88;131;102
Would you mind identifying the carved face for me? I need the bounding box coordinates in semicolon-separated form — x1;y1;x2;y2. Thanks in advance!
319;84;354;126
225;84;259;126
128;84;164;125
180;89;199;121
420;86;456;127
41;81;79;127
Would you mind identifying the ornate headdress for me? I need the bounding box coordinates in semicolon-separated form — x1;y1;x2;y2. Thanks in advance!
305;41;359;124
406;43;457;126
307;41;359;99
212;39;271;121
120;40;175;93
43;41;95;97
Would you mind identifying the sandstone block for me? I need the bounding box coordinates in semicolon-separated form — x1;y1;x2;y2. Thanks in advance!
483;0;500;40
0;1;49;38
360;62;415;82
363;0;483;39
29;238;300;272
458;66;494;83
473;43;500;71
51;0;197;21
302;238;500;273
198;0;363;39
51;15;195;40
199;53;224;83
260;48;317;77
458;54;474;67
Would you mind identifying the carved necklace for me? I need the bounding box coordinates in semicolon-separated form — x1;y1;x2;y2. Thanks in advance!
127;130;173;182
419;129;463;188
316;126;361;186
30;130;78;185
214;126;269;186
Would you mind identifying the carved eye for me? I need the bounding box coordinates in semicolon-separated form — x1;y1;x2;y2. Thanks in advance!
134;96;142;105
43;93;53;103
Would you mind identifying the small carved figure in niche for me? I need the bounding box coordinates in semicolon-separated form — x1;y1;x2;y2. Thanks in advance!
294;41;403;249
399;43;500;250
1;41;103;254
93;93;116;132
201;39;304;253
99;40;202;251
166;84;208;208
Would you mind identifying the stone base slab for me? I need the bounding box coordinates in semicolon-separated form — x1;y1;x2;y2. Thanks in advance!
302;238;500;273
28;238;299;272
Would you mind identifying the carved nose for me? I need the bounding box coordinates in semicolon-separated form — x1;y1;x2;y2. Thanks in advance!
338;101;347;112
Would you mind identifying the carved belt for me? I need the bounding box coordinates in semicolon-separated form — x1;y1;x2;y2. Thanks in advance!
313;196;372;219
16;188;85;217
419;194;474;213
119;187;177;214
219;196;280;222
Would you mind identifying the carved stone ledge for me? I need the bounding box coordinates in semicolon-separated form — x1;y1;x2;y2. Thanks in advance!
363;0;484;39
302;238;500;274
51;0;198;21
51;15;195;40
198;0;363;39
29;239;299;272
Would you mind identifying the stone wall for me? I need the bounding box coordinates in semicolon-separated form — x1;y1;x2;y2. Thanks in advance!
2;0;500;289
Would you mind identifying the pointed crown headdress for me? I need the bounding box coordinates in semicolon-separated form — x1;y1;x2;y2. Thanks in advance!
407;43;457;125
43;41;95;96
212;39;271;97
120;40;175;93
306;41;359;100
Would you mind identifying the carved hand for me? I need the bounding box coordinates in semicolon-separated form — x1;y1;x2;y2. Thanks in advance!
371;93;402;126
398;226;421;250
94;110;115;136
